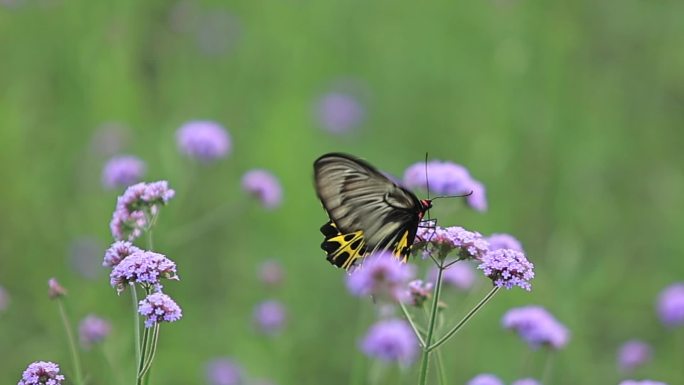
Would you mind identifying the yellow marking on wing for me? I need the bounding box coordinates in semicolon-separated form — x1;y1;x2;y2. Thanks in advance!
327;231;366;270
392;231;410;263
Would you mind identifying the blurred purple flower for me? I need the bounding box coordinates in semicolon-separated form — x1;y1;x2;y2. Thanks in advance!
176;120;230;162
69;237;103;280
79;315;112;349
478;249;534;291
18;361;65;385
403;160;487;211
258;260;284;287
110;251;178;294
346;252;414;301
657;282;684;327
618;340;652;372
89;122;129;157
487;233;524;252
195;11;241;56
407;280;433;307
361;319;419;365
502;306;569;350
101;155;146;190
467;374;504;385
206;358;242;385
415;225;489;260
138;292;182;328
242;169;283;209
512;379;541;385
48;278;67;299
316;92;365;134
253;300;287;335
0;285;9;311
110;181;175;241
619;381;668;385
103;241;143;268
429;262;477;290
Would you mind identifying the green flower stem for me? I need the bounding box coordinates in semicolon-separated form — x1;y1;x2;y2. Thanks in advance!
131;288;141;367
137;324;150;385
100;344;124;385
57;298;84;385
139;323;160;380
428;286;499;352
350;304;370;385
435;348;448;385
399;301;426;348
541;349;554;384
417;262;445;385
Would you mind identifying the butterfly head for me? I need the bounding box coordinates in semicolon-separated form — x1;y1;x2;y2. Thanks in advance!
419;199;432;219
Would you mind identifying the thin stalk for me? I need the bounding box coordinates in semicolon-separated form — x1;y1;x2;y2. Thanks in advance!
57;299;84;385
136;325;150;384
139;323;160;380
541;350;554;384
131;287;141;367
349;303;370;385
428;286;499;352
100;344;125;385
399;301;425;347
417;262;445;385
435;348;448;385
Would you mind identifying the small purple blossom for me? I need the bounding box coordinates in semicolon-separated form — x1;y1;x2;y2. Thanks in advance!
0;285;9;311
656;282;684;327
361;319;419;365
242;169;283;209
79;315;112;349
416;225;489;260
502;306;570;350
258;260;284;287
48;278;66;299
407;280;433;307
103;241;142;268
429;262;477;290
110;251;178;294
487;233;524;252
618;340;652;372
206;358;242;385
403;160;487;211
346;252;414;301
110;181;175;241
101;155;146;189
89;121;129;157
467;374;504;385
253;300;287;335
18;361;65;385
619;381;668;385
316;92;365;134
512;379;541;385
176;120;230;162
138;292;182;328
478;249;534;291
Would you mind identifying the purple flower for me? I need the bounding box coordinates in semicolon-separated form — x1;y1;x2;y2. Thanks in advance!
258;260;284;287
618;340;652;372
502;306;570;350
0;285;10;312
138;292;182;328
48;278;66;299
656;282;684;327
79;315;112;349
101;155;146;189
18;361;65;385
429;262;477;290
253;300;287;335
415;225;489;260
242;169;283;209
487;233;524;252
619;381;668;385
346;252;414;301
403;160;487;211
316;92;364;134
478;249;534;291
110;181;175;241
360;319;419;365
110;251;178;294
176;120;230;162
89;121;129;157
103;241;142;268
407;280;433;307
206;358;242;385
512;379;541;385
466;374;504;385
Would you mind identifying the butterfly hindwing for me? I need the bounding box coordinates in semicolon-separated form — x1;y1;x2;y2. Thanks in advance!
320;221;367;269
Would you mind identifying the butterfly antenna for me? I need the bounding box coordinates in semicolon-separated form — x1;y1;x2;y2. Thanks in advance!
424;152;431;221
431;190;473;201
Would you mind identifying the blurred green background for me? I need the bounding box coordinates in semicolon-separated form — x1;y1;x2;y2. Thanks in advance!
1;0;684;384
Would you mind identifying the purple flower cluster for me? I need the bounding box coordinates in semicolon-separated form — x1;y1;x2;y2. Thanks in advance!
138;292;183;328
79;315;112;349
478;249;534;291
619;381;668;385
101;155;146;190
103;241;142;268
110;251;178;294
429;262;477;290
656;282;684;327
206;358;243;385
315;92;365;134
110;181;175;241
176;120;231;162
512;379;541;385
253;300;286;335
242;169;283;209
360;319;419;365
403;160;487;211
467;374;504;385
258;260;284;287
502;306;569;349
487;233;524;252
18;361;65;385
407;280;433;307
415;225;490;260
618;340;652;372
346;252;414;301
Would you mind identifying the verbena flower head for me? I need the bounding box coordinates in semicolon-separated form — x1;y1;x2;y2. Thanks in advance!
487;233;524;252
429;262;477;290
79;315;112;349
656;282;684;327
103;241;142;268
48;278;66;299
403;160;487;211
316;92;364;134
101;155;146;189
478;249;534;291
512;379;541;385
110;181;175;241
618;381;668;385
415;225;489;260
258;260;284;287
407;280;433;307
242;169;283;209
360;319;418;365
206;358;242;385
618;340;652;372
110;251;178;294
467;374;504;385
0;285;9;312
346;252;414;301
176;120;231;162
502;306;570;349
18;361;65;385
253;300;286;335
138;292;182;328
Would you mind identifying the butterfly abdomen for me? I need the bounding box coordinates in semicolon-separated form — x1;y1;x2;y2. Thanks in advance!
319;221;367;270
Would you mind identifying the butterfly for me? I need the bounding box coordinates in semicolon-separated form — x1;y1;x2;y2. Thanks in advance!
314;153;432;270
